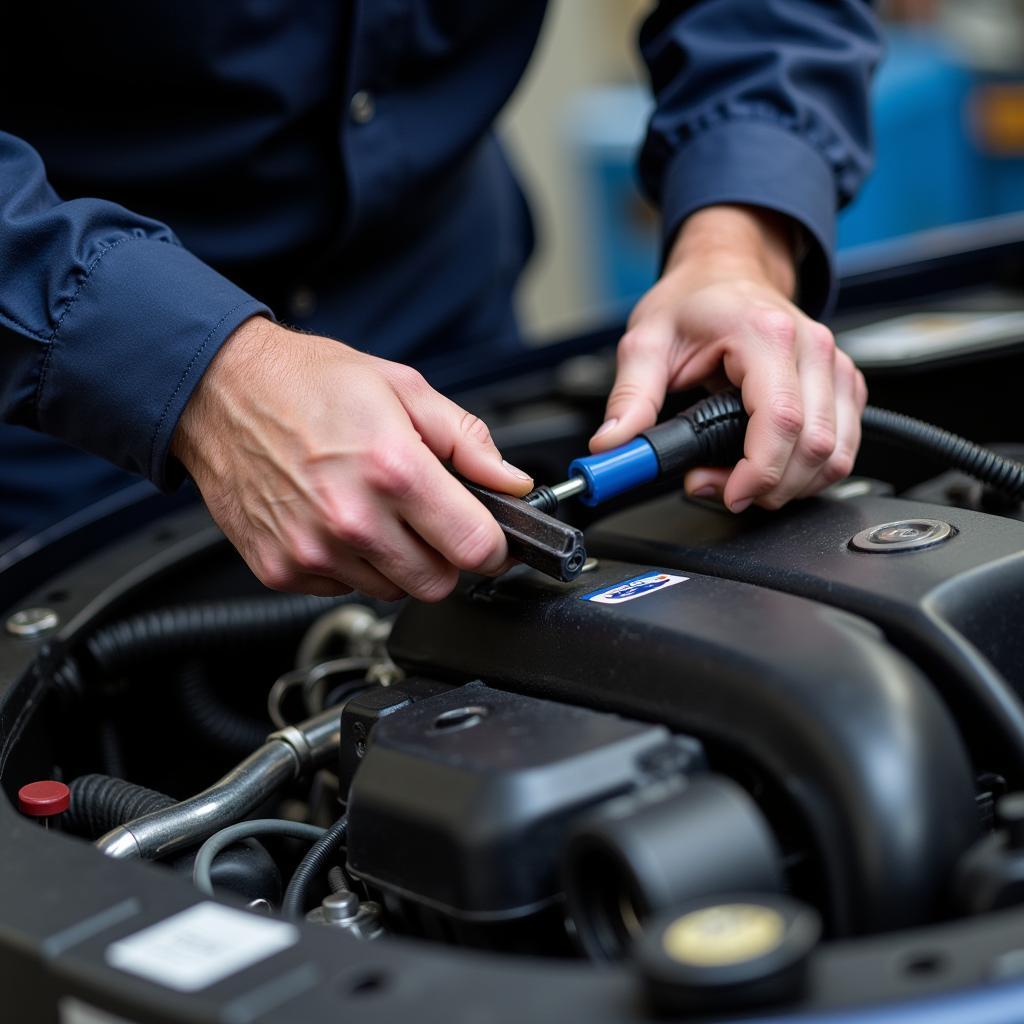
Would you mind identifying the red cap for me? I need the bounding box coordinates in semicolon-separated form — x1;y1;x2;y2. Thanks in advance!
18;780;70;817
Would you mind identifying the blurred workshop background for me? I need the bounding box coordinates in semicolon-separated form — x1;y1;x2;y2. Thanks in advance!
503;0;1024;339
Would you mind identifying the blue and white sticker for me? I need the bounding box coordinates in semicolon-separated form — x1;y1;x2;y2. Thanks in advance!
582;572;688;605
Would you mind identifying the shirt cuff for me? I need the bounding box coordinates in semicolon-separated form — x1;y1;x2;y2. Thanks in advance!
656;120;838;320
33;236;271;489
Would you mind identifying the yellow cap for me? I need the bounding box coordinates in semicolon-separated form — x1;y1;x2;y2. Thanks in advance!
662;903;785;967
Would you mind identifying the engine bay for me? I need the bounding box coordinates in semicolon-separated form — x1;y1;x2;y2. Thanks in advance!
8;226;1024;1022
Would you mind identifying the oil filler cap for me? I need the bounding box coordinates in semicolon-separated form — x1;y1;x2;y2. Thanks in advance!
634;894;820;1015
849;518;954;553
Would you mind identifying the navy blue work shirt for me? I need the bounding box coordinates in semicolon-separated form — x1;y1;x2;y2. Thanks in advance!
0;1;881;533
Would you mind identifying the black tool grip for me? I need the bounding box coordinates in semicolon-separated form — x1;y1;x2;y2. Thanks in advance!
641;390;747;475
464;483;587;582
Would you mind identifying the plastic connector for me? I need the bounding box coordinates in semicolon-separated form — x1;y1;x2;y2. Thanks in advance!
568;438;660;507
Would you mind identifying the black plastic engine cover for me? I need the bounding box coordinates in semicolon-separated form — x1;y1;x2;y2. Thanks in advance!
389;559;980;935
345;682;704;921
586;492;1024;777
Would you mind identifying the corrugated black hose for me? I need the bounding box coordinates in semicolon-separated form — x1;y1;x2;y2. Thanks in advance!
281;815;349;919
83;594;356;678
860;406;1024;499
65;773;175;839
178;661;270;758
672;390;1024;501
50;593;359;703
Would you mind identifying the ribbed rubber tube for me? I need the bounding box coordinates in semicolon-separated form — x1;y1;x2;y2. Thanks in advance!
83;594;354;677
679;391;1024;501
66;774;175;839
861;406;1024;499
178;662;270;757
281;816;349;920
678;389;749;466
49;593;359;703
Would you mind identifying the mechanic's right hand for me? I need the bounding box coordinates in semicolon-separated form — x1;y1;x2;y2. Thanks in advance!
170;317;534;601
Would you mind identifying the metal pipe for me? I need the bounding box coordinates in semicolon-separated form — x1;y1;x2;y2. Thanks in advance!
95;707;342;861
548;476;588;502
523;476;588;514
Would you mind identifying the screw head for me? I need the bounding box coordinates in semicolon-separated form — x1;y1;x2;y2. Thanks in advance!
6;607;60;638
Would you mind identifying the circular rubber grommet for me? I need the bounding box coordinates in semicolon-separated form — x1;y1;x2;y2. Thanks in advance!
849;519;954;553
633;894;820;1015
18;780;71;817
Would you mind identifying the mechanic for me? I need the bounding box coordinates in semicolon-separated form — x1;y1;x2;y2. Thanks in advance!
0;2;879;601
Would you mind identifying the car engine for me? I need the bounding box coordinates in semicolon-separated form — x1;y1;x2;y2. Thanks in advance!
7;230;1024;1023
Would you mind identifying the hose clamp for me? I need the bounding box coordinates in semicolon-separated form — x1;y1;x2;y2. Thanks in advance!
267;725;313;771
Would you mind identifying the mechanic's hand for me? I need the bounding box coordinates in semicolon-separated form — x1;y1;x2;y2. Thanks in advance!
170;317;534;600
591;205;867;512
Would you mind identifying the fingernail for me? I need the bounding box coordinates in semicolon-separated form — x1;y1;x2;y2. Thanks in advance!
691;485;717;498
592;418;618;439
501;459;532;481
730;498;752;514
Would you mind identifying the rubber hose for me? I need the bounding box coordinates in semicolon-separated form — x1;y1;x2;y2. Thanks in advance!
861;406;1024;500
281;816;349;920
192;819;326;897
96;719;127;781
83;593;357;678
682;389;749;466
684;391;1024;501
178;662;270;757
66;774;175;839
49;656;84;703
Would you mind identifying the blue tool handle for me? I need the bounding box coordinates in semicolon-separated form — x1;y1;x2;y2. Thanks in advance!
568;438;660;507
565;392;749;508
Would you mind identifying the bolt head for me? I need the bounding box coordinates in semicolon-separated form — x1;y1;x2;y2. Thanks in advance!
322;890;360;922
6;607;60;638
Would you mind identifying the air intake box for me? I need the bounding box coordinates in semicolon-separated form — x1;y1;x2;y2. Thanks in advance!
344;682;704;944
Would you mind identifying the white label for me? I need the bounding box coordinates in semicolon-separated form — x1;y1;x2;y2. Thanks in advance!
582;572;688;605
105;903;298;993
60;998;138;1024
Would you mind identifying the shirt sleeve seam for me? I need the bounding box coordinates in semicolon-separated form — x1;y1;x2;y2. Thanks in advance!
0;309;49;342
147;298;253;477
32;234;152;420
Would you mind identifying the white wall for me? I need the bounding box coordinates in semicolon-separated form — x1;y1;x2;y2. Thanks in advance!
500;0;648;340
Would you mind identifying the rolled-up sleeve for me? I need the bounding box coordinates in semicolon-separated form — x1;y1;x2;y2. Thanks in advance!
0;131;271;488
638;0;883;317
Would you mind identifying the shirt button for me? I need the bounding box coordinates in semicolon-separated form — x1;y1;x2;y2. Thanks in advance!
349;90;376;125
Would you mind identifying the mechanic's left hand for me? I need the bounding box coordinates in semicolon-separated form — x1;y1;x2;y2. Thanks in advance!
590;205;867;512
